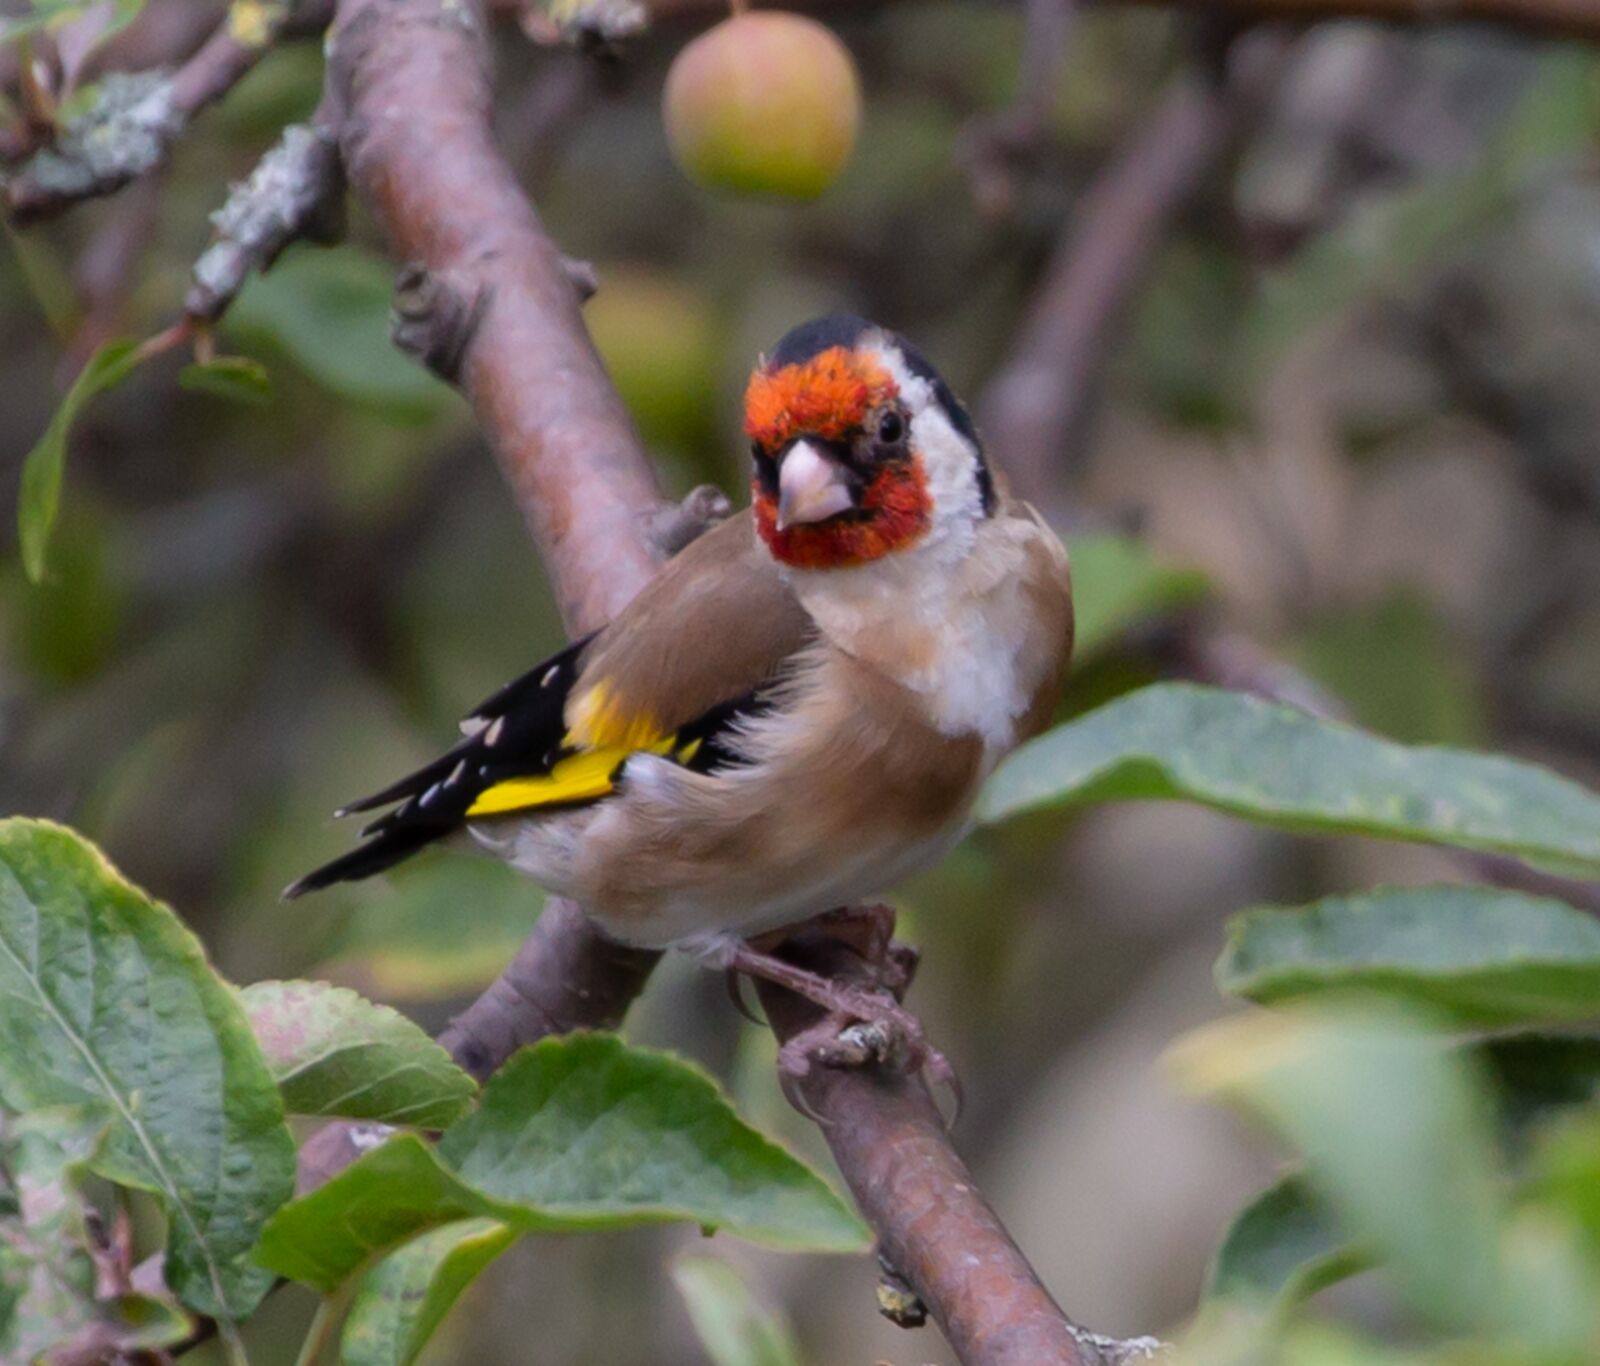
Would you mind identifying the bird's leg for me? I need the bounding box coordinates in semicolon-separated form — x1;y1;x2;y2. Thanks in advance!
715;909;954;1096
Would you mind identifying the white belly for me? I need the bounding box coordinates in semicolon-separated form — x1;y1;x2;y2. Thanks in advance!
467;804;970;950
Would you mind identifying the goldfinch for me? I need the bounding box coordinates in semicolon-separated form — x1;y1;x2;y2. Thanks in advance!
288;315;1073;1020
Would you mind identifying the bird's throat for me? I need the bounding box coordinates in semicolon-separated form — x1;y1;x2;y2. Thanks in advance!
753;462;931;569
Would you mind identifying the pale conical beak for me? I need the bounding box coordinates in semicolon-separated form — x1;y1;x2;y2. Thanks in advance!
776;441;855;530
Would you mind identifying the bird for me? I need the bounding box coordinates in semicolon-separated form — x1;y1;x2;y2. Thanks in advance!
287;313;1073;1064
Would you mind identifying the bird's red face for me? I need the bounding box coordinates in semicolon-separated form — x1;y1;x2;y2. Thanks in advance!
744;345;933;570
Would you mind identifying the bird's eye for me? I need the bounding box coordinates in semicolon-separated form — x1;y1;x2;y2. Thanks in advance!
877;410;904;445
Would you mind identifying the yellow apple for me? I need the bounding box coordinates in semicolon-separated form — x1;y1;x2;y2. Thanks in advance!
663;13;862;199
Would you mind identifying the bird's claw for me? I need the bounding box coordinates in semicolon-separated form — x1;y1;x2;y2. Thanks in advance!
774;992;960;1123
719;908;961;1124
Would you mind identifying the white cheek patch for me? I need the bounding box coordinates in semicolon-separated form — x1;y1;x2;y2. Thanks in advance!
864;337;985;548
909;404;985;542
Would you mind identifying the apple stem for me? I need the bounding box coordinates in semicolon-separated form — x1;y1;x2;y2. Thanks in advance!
728;0;748;14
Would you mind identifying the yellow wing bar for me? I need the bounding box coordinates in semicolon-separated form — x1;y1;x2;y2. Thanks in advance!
465;736;684;818
465;674;713;819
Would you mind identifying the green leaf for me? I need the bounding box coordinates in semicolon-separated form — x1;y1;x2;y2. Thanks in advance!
0;819;296;1320
1172;1003;1506;1331
1203;1173;1369;1319
252;1134;485;1291
178;355;272;406
257;1035;868;1291
671;1256;803;1366
1217;887;1600;1027
340;1218;517;1366
438;1035;867;1252
230;246;451;420
981;683;1600;879
1062;531;1208;663
0;1106;192;1362
17;338;145;583
239;980;475;1127
1533;1111;1600;1258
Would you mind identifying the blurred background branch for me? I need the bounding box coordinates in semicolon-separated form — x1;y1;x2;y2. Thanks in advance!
979;29;1289;509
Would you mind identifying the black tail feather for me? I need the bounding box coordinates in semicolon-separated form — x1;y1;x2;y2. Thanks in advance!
281;820;449;900
333;743;473;818
287;634;597;898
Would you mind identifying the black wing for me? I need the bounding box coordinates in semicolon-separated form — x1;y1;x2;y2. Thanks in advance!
283;635;772;899
283;635;592;898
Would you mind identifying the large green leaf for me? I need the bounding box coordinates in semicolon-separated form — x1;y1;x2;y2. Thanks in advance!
1203;1173;1369;1320
340;1217;517;1366
672;1256;804;1366
0;820;295;1321
1062;531;1207;663
17;338;145;583
1206;1034;1600;1332
981;684;1600;879
239;980;475;1127
437;1035;866;1251
257;1035;868;1290
1173;1004;1506;1332
1217;887;1600;1027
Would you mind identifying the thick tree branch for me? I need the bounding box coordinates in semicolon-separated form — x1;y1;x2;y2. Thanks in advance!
328;0;663;627
756;927;1164;1366
290;0;672;1187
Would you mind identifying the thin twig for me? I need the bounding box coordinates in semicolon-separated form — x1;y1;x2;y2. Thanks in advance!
4;0;336;223
958;0;1079;217
184;108;346;322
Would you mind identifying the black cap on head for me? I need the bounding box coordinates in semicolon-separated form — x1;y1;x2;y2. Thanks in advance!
766;312;877;369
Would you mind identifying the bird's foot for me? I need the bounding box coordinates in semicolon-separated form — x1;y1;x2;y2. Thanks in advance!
718;915;957;1105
